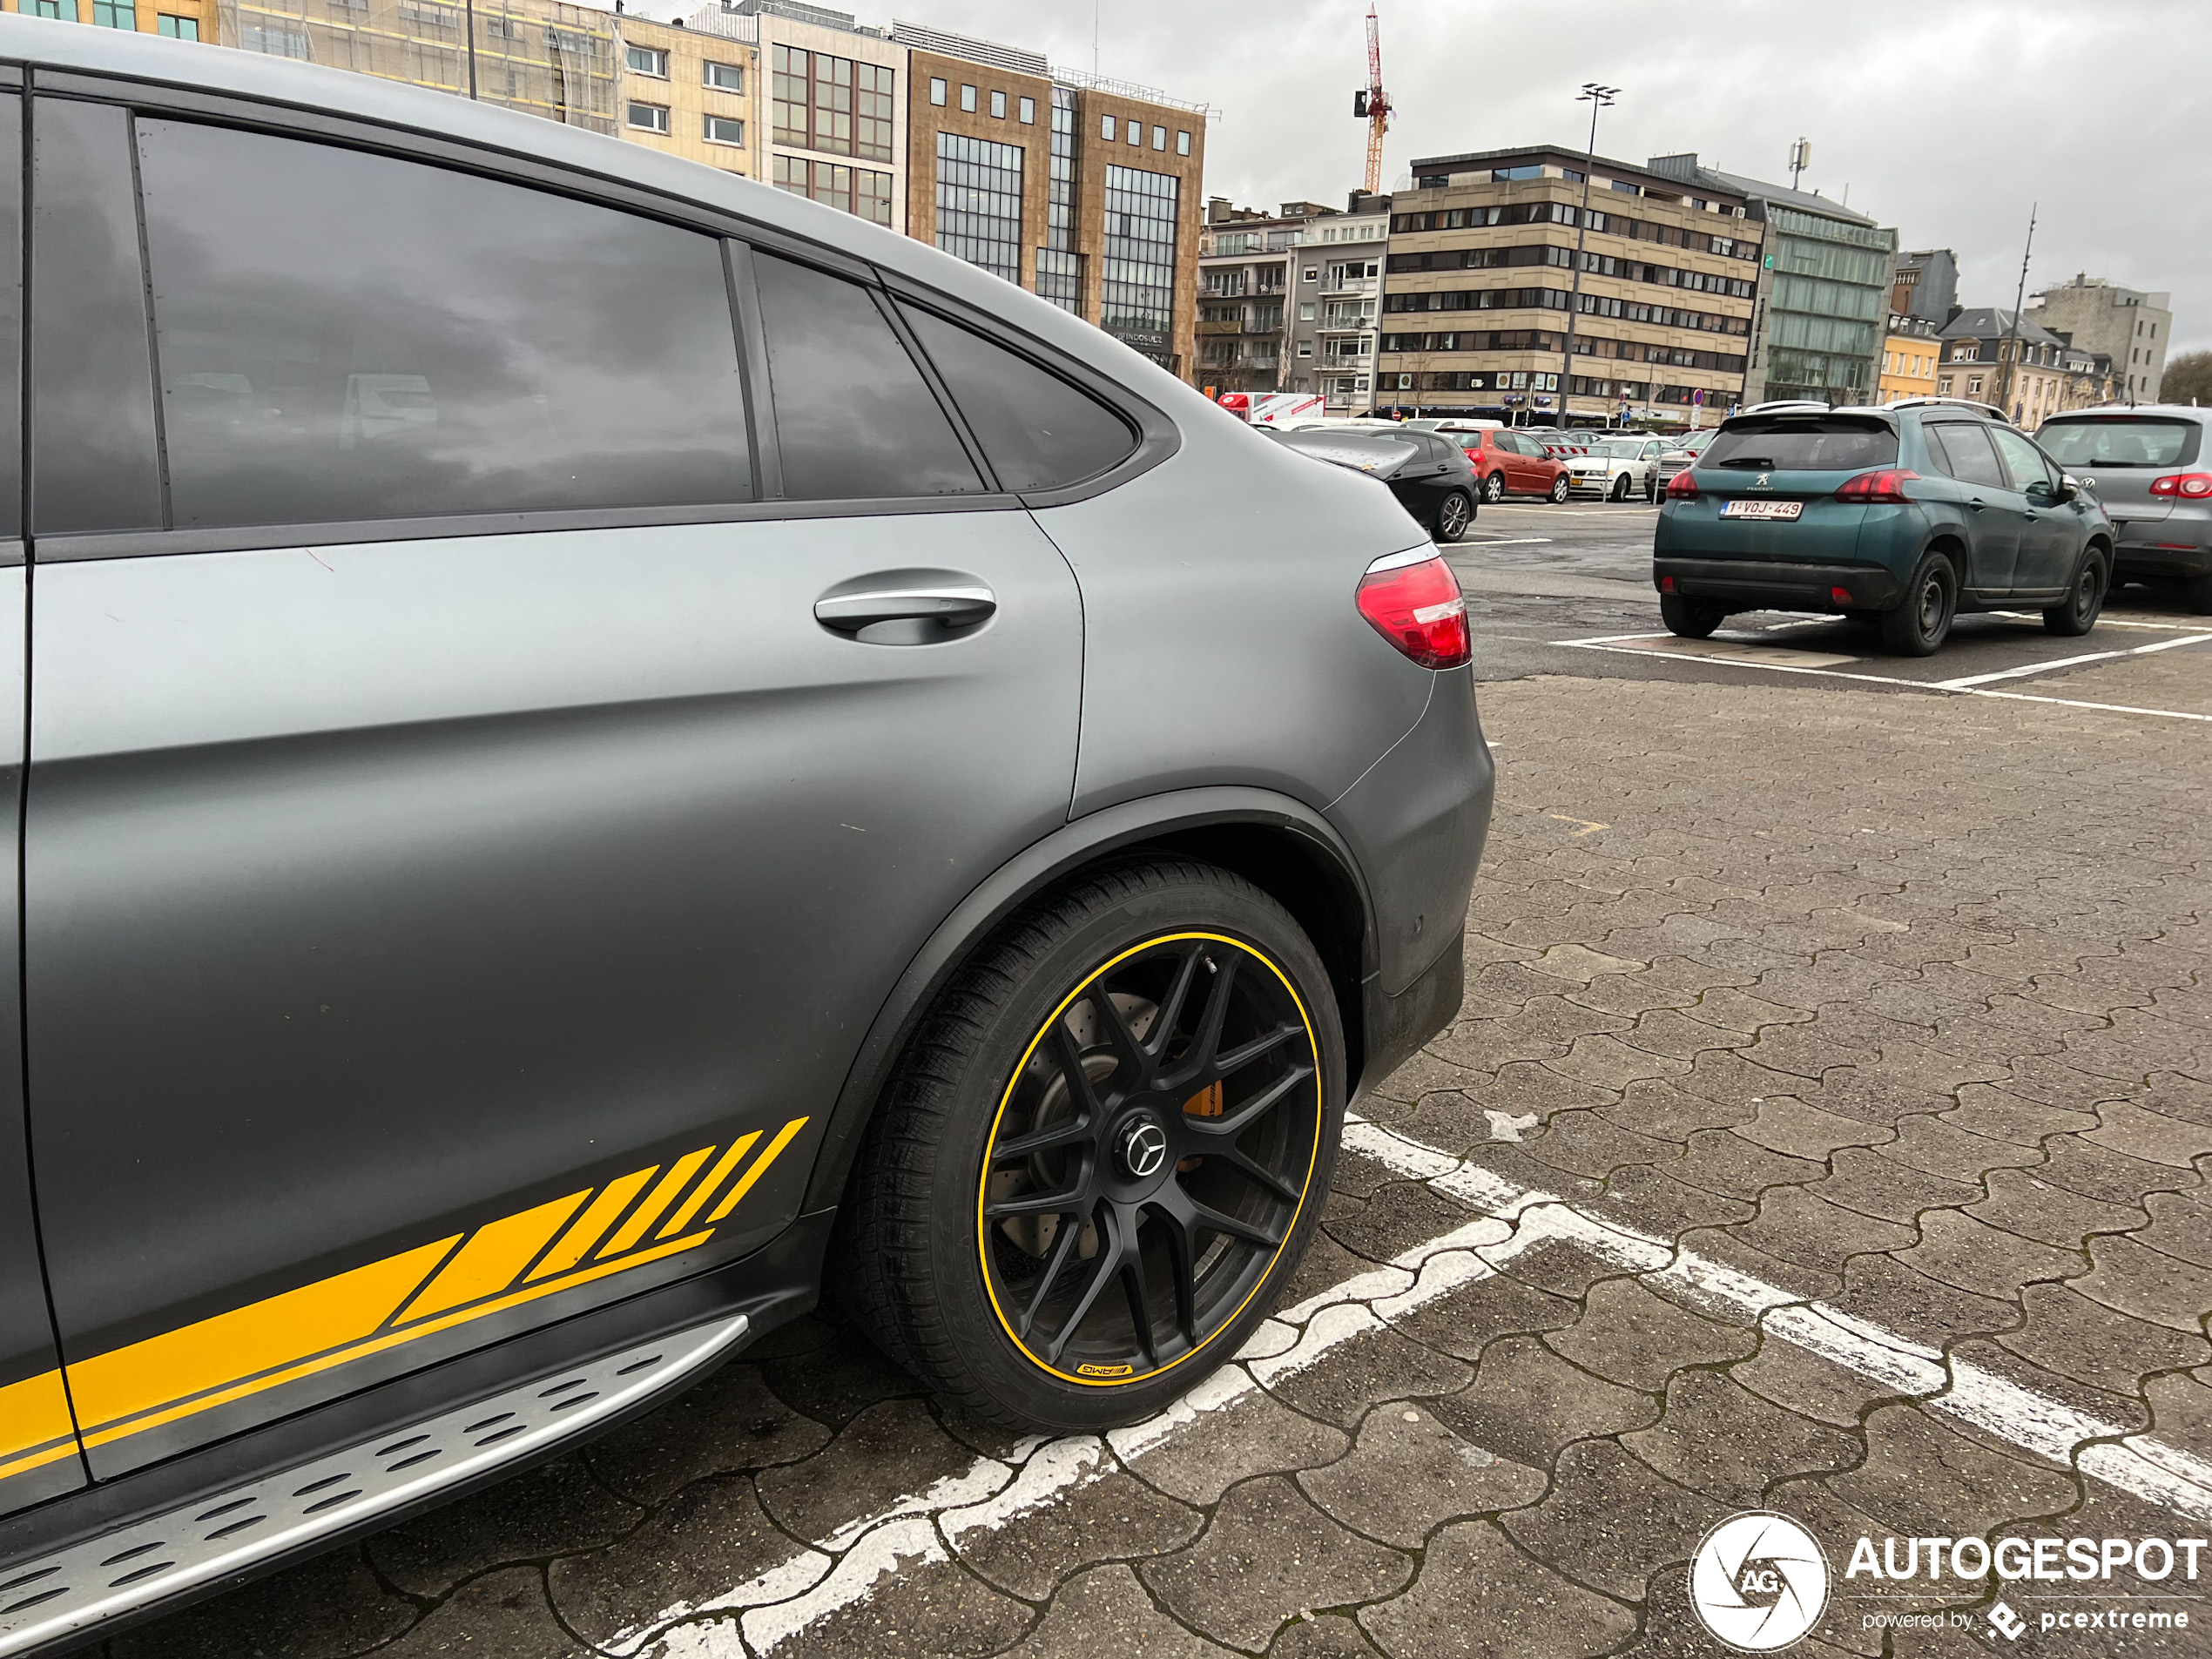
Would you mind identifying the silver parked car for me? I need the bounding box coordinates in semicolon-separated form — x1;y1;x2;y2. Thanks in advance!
2035;407;2212;613
1564;435;1664;502
0;20;1493;1654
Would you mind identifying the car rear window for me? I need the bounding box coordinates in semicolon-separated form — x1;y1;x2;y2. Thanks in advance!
1703;417;1898;472
2036;417;2202;469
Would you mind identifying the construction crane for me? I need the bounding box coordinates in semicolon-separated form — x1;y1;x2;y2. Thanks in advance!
1352;4;1391;197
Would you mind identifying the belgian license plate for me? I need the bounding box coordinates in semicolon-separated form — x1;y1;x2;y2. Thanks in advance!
1721;499;1803;521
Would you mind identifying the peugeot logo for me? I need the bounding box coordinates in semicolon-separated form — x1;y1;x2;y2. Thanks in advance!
1116;1118;1170;1180
1752;472;1772;489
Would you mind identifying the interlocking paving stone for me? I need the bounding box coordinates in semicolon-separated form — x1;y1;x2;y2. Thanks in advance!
1998;1281;2212;1395
2135;1187;2212;1267
1427;1337;1657;1469
2033;1134;2203;1205
1515;1109;1680;1183
1935;1082;2099;1146
1357;1520;1635;1659
1380;1266;1582;1362
367;1453;641;1596
760;1322;925;1430
769;1534;1036;1659
1296;1401;1545;1548
1501;1438;1728;1601
1802;1145;1985;1226
2071;1231;2212;1332
755;1397;987;1548
1730;1338;1914;1429
1543;1278;1757;1391
1001;1562;1232;1658
1824;1405;2078;1537
1121;1386;1350;1507
1265;1611;1386;1658
2085;1098;2212;1168
1600;1163;1756;1234
1664;1127;1828;1203
1825;1255;2020;1351
1730;1186;1919;1275
1891;1208;2082;1302
1621;1369;1858;1506
1325;1180;1484;1264
363;1568;587;1659
585;1357;833;1506
2141;1370;2212;1462
549;1476;805;1648
108;1548;416;1659
1962;1166;2148;1248
1262;1320;1474;1429
1733;1095;1892;1160
1141;1476;1412;1655
948;1462;1204;1601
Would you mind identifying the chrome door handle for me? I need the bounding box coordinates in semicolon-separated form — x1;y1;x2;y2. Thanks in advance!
814;584;996;637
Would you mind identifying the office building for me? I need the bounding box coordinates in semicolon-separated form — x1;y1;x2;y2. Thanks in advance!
0;0;212;42
898;23;1205;375
1890;247;1958;326
618;10;758;179
1646;153;1893;408
1379;145;1763;425
2027;274;2173;402
1878;313;1940;404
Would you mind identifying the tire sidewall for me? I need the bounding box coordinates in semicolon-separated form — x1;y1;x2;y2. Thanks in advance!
916;872;1345;1433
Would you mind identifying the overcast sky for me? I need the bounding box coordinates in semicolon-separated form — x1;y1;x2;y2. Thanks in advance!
651;0;2211;356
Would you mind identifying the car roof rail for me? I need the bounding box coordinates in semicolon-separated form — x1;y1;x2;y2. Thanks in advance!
1737;400;1833;416
1881;395;2013;425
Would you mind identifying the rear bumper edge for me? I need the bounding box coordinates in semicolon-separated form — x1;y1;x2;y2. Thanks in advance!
1653;557;1903;612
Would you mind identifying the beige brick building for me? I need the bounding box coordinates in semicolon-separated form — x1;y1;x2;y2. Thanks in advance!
617;10;758;179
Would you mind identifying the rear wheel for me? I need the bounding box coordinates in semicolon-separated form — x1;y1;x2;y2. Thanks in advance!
1609;474;1629;502
2042;549;2107;637
1660;593;1725;638
1484;471;1507;504
1879;553;1957;656
1549;474;1570;503
837;859;1343;1431
2187;573;2212;617
1433;489;1474;543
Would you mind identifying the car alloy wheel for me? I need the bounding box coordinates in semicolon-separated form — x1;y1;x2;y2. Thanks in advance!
1549;474;1569;503
1609;474;1629;502
1434;489;1473;543
978;932;1320;1385
1484;471;1506;503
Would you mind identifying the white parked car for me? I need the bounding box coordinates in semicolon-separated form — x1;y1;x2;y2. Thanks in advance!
1565;435;1664;502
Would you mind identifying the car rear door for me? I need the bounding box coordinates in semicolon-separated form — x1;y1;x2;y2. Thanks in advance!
1921;421;2023;592
0;89;84;1521
23;97;1082;1478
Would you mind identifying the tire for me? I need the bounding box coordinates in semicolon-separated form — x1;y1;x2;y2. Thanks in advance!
1548;474;1570;503
1660;593;1725;638
2041;548;2107;637
1433;489;1474;543
1483;471;1507;504
1609;474;1629;502
2188;572;2212;617
836;858;1345;1432
1879;552;1958;656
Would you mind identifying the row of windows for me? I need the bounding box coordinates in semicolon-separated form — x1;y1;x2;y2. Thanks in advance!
925;77;1036;126
1099;114;1191;156
1099;165;1179;358
30;0;198;29
1404;370;1561;393
1379;328;1561;355
625;104;744;147
1383;285;1750;337
772;154;892;227
1388;241;1756;299
32;104;1136;541
624;45;745;93
934;132;1023;286
1036;86;1082;319
772;44;893;164
1381;331;1746;374
1391;202;1757;259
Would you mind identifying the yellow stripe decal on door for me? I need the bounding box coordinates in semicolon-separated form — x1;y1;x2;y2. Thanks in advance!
54;1117;810;1456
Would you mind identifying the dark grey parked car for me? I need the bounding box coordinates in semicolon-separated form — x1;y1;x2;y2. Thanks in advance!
0;19;1492;1655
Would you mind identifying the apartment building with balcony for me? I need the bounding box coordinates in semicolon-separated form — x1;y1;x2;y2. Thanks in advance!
1197;200;1299;394
1379;145;1762;425
1290;192;1386;410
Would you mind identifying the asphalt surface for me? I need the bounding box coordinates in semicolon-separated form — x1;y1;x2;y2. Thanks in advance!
84;506;2212;1659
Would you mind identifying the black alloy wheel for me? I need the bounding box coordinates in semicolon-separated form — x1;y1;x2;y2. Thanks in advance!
1434;489;1474;543
1879;552;1957;656
1484;471;1507;504
2041;550;2106;637
835;859;1341;1431
1548;474;1570;503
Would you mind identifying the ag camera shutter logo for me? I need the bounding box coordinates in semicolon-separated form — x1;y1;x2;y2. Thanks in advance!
1689;1511;1831;1651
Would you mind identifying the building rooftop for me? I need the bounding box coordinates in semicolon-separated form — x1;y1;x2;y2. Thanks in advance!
1939;307;2066;347
1404;143;1750;207
1647;152;1878;227
889;19;1048;76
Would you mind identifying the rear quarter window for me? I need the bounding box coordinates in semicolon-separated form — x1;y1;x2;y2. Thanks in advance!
1703;417;1898;472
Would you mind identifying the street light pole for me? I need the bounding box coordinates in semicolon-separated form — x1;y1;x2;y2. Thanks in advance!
1561;83;1616;431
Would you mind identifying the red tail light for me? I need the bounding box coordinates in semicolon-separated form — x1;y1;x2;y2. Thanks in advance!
1835;468;1921;503
2149;472;2212;499
1357;550;1470;670
1665;469;1700;502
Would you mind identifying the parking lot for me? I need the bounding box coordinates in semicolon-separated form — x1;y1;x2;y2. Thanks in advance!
100;503;2211;1659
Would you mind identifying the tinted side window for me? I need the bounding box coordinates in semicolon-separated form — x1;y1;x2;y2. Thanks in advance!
752;255;980;500
137;119;750;530
899;305;1136;493
1991;428;2055;494
32;99;160;535
1925;422;2007;489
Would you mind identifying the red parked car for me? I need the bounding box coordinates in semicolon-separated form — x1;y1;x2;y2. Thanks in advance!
1456;428;1572;503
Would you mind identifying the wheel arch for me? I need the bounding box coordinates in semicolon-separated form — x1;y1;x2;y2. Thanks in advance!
799;789;1378;1213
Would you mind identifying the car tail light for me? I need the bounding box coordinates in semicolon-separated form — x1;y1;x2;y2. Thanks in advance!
1831;586;1853;604
2149;472;2212;499
1665;469;1700;502
1835;469;1921;503
1357;550;1469;670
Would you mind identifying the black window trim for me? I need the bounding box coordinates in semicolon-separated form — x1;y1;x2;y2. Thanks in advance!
16;64;1177;561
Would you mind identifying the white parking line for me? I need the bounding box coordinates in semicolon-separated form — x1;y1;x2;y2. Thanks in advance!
1935;631;2212;690
1453;536;1555;546
613;1114;2212;1654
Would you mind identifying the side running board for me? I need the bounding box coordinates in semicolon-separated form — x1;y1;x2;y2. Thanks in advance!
0;1312;751;1657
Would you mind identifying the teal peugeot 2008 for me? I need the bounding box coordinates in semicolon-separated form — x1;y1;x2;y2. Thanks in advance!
1653;400;2114;655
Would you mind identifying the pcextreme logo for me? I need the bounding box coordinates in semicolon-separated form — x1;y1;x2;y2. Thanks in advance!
1689;1511;1831;1652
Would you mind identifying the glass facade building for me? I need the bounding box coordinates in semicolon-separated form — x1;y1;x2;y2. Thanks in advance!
1758;206;1895;405
933;132;1024;285
1035;85;1083;317
1102;164;1178;364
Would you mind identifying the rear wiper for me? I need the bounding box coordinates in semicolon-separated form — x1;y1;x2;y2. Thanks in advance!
1714;457;1775;469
